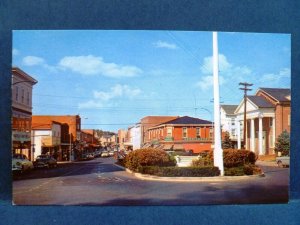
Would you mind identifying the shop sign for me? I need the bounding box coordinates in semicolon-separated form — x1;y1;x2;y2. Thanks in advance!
12;131;30;142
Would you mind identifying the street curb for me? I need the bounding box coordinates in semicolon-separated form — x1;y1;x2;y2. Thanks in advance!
114;163;265;182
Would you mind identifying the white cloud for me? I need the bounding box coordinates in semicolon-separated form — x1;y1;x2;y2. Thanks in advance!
153;41;178;50
197;54;252;91
79;84;141;109
22;56;45;66
59;55;142;78
196;75;225;91
260;68;291;82
78;100;104;109
200;54;232;74
13;49;20;56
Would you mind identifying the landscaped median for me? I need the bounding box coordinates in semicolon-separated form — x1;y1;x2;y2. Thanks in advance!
115;148;265;181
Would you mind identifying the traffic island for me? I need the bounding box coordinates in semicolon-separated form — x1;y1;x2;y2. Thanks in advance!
114;163;265;182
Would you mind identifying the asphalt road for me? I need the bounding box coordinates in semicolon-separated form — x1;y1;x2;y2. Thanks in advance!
13;157;289;206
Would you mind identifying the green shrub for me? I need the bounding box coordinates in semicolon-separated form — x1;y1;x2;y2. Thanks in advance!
224;166;245;176
191;157;213;167
124;148;176;172
224;164;262;176
274;130;290;156
208;149;257;168
139;166;220;177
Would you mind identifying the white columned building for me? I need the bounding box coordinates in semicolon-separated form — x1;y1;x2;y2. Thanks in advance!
234;95;275;155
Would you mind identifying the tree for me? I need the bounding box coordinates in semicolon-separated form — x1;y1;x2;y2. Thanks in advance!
274;130;290;156
222;132;233;149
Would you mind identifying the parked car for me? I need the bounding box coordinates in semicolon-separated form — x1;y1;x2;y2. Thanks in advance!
33;155;58;168
108;151;114;156
276;156;290;167
94;151;101;158
86;153;94;160
12;154;34;173
101;151;109;157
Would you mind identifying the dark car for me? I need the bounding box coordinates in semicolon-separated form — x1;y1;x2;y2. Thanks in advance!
33;155;58;168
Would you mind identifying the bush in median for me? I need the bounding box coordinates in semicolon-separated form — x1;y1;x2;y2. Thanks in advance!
138;166;220;177
208;149;257;168
224;164;262;176
124;148;176;172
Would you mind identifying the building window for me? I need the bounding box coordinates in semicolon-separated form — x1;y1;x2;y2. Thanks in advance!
183;127;187;138
209;128;213;138
231;129;236;137
21;89;25;103
231;118;235;126
269;118;273;127
15;86;19;101
167;127;172;137
196;127;200;138
26;92;30;105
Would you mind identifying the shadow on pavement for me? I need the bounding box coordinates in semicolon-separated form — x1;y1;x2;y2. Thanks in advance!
13;159;124;181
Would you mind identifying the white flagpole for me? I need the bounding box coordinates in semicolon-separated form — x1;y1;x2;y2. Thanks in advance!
213;32;224;176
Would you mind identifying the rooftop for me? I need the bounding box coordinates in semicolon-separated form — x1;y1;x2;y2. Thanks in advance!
259;87;291;102
221;105;238;115
160;116;212;125
247;96;275;108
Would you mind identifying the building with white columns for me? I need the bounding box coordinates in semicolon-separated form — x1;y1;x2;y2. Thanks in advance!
234;88;290;155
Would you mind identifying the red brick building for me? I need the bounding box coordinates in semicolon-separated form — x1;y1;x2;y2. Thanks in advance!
235;88;290;155
140;116;179;146
81;129;99;153
147;116;213;153
31;115;81;160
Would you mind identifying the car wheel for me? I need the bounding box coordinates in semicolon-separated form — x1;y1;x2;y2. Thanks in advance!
277;161;283;168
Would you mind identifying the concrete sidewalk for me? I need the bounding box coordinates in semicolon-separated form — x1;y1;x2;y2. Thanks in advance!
256;160;277;167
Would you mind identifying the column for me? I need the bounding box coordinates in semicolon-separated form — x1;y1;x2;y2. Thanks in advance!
259;116;264;155
250;119;255;152
236;118;241;149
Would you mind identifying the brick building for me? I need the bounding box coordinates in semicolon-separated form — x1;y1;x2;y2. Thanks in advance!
31;115;81;160
147;116;213;153
235;87;291;155
140;115;179;146
81;129;100;153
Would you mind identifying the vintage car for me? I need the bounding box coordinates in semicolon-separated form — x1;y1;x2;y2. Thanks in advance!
33;155;58;168
276;156;290;167
12;154;34;173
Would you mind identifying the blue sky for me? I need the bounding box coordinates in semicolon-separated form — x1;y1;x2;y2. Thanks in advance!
13;30;290;132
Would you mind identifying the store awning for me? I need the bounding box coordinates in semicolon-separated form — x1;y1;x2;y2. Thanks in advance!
173;144;184;150
123;142;133;146
163;144;173;150
142;143;151;148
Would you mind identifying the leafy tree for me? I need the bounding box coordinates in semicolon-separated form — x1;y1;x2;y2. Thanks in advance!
274;130;290;156
222;132;233;149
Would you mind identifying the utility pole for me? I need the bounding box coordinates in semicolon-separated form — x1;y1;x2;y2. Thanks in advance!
239;82;253;149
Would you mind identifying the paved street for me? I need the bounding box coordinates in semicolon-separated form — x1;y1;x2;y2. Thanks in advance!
13;157;289;205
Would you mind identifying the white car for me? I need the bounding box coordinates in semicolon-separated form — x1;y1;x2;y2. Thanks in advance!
12;154;34;173
276;156;290;167
101;151;109;157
